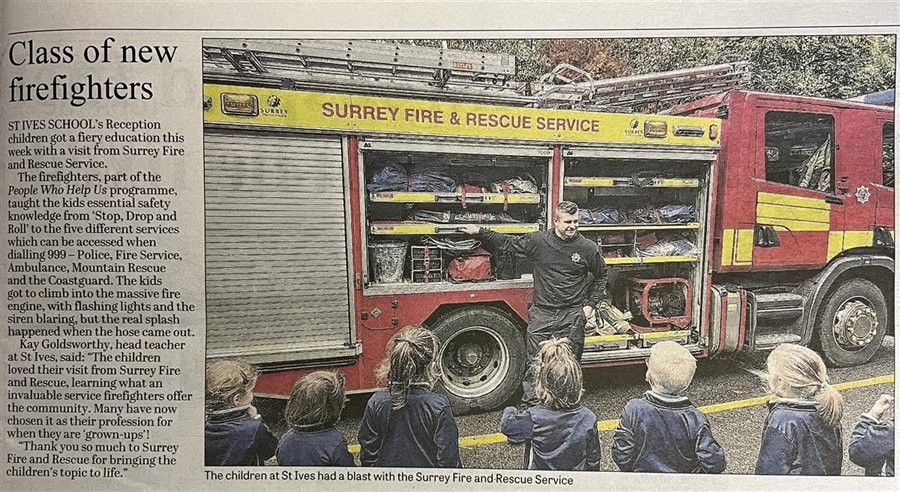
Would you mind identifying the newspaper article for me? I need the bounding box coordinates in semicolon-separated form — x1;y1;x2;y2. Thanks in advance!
1;1;898;491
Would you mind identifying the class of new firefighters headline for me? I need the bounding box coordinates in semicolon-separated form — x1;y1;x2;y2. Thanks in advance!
7;38;178;107
203;85;720;146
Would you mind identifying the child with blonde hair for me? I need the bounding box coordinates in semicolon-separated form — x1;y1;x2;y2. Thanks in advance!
755;343;844;475
612;341;725;473
205;360;278;466
358;326;462;468
277;371;354;466
500;338;600;471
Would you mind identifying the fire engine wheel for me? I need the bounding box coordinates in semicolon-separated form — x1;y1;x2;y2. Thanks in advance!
816;278;887;367
431;307;526;415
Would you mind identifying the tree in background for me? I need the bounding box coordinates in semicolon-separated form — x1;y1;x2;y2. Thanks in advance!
617;35;895;99
402;36;895;99
544;36;897;99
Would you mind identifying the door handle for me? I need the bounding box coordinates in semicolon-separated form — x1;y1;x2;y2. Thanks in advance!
835;176;850;195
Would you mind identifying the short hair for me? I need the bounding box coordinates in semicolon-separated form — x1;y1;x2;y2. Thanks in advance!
284;371;346;430
205;359;258;414
534;338;584;409
555;200;579;217
646;341;696;395
375;325;440;409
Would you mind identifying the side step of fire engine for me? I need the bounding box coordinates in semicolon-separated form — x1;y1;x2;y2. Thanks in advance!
747;292;804;350
581;330;699;363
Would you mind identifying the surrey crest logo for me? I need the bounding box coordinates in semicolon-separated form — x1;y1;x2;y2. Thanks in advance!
261;94;288;117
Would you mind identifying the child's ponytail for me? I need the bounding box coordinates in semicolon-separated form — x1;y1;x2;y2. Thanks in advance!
767;344;844;428
814;382;845;428
376;326;440;410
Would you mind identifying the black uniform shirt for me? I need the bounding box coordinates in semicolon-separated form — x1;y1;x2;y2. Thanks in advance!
480;228;608;308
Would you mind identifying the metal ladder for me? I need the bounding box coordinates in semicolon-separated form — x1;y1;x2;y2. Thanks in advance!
529;62;751;112
203;39;750;111
202;39;532;105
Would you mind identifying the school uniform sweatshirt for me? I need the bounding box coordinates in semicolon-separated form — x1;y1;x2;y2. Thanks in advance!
612;391;725;473
849;415;894;477
277;425;355;467
358;387;462;468
205;408;278;466
755;398;843;475
501;405;601;471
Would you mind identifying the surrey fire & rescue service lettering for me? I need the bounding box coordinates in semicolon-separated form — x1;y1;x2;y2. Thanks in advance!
321;101;600;132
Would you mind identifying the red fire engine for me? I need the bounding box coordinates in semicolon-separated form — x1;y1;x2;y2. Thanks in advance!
202;40;893;413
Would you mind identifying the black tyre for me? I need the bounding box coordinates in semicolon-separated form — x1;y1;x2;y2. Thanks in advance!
815;278;887;367
431;306;526;415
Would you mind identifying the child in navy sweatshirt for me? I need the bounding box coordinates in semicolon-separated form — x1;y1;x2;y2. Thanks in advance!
501;338;601;471
612;341;725;473
755;344;844;475
358;326;462;468
205;360;278;466
277;371;354;466
849;394;894;477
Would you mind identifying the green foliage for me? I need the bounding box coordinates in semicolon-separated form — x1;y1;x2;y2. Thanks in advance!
611;35;895;99
399;36;895;99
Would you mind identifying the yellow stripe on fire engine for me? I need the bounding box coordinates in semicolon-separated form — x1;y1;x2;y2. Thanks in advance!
203;84;721;145
721;228;754;266
756;203;831;224
735;229;754;264
757;192;831;210
827;231;876;261
756;192;831;232
721;229;735;266
827;231;844;262
584;334;634;344
640;330;692;341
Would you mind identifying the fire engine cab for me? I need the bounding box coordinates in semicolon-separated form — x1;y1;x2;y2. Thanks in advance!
669;90;894;367
202;39;893;413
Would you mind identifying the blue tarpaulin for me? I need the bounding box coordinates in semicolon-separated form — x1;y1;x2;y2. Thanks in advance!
848;89;894;106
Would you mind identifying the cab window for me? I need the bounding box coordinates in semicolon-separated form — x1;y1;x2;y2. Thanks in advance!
883;122;894;188
764;111;835;193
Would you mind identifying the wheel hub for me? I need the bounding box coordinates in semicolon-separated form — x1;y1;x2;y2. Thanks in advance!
833;300;878;348
455;342;485;368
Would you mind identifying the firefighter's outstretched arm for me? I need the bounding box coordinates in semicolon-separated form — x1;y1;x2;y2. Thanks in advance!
458;225;537;257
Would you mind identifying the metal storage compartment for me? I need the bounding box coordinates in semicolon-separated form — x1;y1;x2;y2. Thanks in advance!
204;131;358;363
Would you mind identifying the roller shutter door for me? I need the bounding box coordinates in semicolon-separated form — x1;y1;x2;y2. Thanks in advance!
204;131;355;363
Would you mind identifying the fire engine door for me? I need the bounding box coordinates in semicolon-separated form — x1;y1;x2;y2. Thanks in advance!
752;110;842;269
827;110;880;260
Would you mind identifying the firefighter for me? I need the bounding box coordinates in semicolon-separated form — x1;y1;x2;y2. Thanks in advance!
461;200;609;408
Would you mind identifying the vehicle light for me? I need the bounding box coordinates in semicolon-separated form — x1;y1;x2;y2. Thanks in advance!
644;121;668;138
221;93;259;116
709;124;719;140
674;125;705;137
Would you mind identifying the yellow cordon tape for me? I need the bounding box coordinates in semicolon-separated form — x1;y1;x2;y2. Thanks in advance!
347;374;894;454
